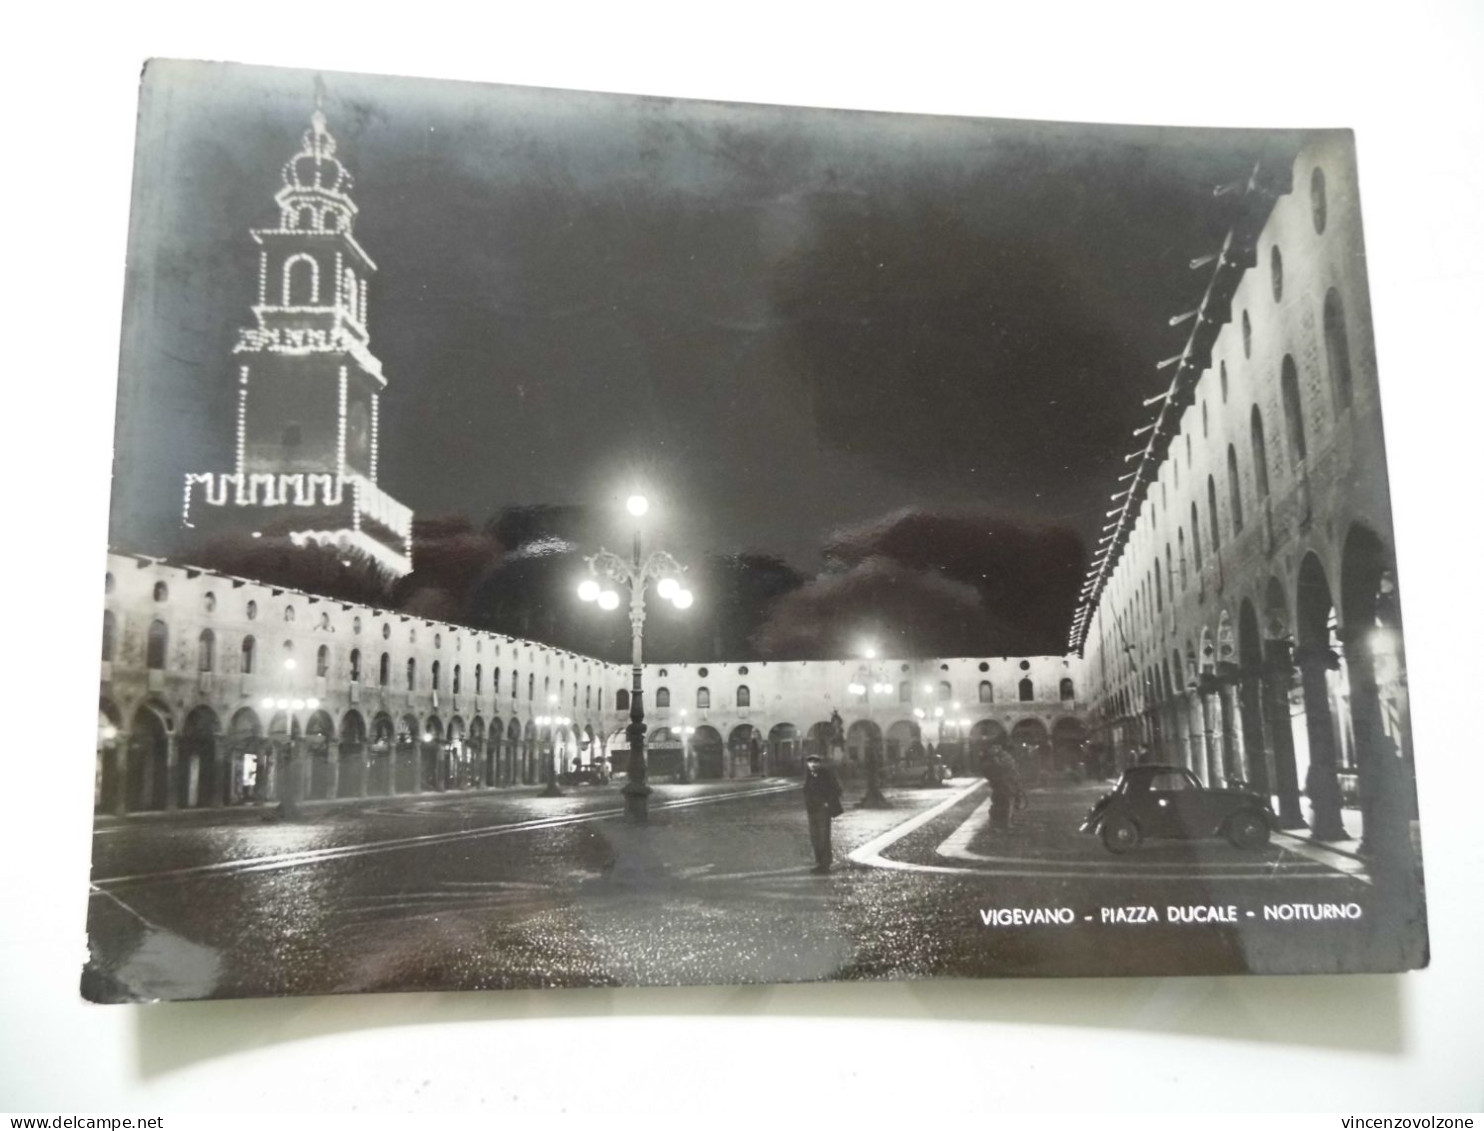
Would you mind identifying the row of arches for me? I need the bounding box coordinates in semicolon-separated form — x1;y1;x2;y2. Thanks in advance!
1097;521;1410;866
95;704;611;813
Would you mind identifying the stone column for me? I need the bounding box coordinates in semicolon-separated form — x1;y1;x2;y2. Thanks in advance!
1294;643;1348;841
1184;690;1208;782
1339;625;1411;872
1198;675;1222;787
326;740;340;801
1217;664;1246;785
1236;665;1271;801
163;732;180;811
1261;639;1305;828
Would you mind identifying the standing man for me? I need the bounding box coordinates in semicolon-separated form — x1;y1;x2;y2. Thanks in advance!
803;752;844;873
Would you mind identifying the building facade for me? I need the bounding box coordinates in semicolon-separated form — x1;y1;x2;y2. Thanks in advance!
96;551;1087;814
182;111;414;577
1075;135;1413;865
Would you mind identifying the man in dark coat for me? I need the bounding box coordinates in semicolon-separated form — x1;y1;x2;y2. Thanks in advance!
803;753;844;872
985;749;1025;831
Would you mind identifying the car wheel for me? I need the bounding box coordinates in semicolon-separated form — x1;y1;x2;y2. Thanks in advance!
1226;811;1270;850
1100;816;1140;854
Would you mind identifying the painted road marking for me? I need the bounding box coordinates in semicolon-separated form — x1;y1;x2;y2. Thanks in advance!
851;781;1367;882
91;782;795;889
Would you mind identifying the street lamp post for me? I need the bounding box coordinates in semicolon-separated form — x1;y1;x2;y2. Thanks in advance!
579;493;693;822
536;699;570;798
259;656;321;820
848;654;892;809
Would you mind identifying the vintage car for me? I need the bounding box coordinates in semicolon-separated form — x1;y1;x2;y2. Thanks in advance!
1080;764;1275;854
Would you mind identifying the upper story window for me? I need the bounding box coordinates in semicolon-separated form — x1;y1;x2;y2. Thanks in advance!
1207;476;1222;551
406;658;417;691
1280;355;1307;465
152;581;169;603
1060;677;1075;701
379;652;391;687
431;660;441;691
1311;166;1328;233
1227;446;1244;533
1241;310;1252;358
1018;677;1034;702
1250;407;1271;499
452;664;462;694
938;680;952;701
198;629;215;672
1270;245;1284;302
736;685;751;708
656;687;671;708
284;605;296;624
349;649;362;682
475;664;483;694
616;689;631;712
978;680;993;704
1324;288;1354;410
146;620;168;671
101;611;116;662
203;591;216;614
241;635;256;674
1220;360;1228;403
697;687;711;710
899;681;912;703
316;644;330;678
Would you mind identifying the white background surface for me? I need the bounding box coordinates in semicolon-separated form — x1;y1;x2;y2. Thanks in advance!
1;1;1481;1115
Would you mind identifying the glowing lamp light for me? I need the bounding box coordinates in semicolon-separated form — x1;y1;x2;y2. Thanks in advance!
848;681;866;696
307;698;321;710
284;658;297;670
626;494;650;517
291;699;306;711
913;708;926;719
863;646;877;659
276;698;290;710
673;589;694;610
260;697;276;710
578;579;601;602
598;590;620;611
657;576;679;600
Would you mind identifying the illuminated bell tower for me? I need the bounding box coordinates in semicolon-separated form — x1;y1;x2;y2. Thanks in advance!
183;109;413;576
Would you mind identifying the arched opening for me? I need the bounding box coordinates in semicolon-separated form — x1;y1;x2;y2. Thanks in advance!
696;686;711;710
305;709;336;800
843;719;883;771
655;686;670;709
396;714;420;793
736;684;751;709
1295;553;1348;840
180;706;222;808
693;725;725;779
1018;676;1034;702
616;688;630;712
338;710;367;799
1009;718;1051;779
885;719;922;767
1059;677;1075;701
978;680;993;703
226;708;266;805
768;723;800;776
125;703;171;812
1340;524;1413;866
197;629;215;673
728;724;762;776
1052;717;1089;776
369;712;395;796
283;253;320;305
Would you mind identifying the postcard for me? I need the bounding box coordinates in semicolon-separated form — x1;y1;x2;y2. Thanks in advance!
86;59;1426;1001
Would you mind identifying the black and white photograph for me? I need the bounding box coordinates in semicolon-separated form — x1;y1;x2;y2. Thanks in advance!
85;57;1429;1004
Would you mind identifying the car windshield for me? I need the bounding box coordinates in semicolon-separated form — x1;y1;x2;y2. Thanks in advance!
1149;771;1198;792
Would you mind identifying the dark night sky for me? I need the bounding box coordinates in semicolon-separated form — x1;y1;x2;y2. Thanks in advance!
110;61;1310;659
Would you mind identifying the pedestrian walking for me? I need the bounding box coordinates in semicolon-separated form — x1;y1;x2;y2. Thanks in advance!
985;748;1025;831
803;752;844;872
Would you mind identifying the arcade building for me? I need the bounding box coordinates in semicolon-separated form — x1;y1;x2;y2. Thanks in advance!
97;109;1089;815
